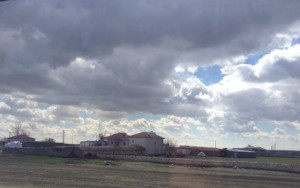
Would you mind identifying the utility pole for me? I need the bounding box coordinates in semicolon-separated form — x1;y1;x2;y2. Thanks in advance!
62;130;65;144
215;140;216;148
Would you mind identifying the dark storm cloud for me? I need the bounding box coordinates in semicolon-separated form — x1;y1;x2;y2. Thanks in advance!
1;0;300;116
1;0;300;64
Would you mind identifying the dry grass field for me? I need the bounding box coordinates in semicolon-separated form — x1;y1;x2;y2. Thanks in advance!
0;154;299;188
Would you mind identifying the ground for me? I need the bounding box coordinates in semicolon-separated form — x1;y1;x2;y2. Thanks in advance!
187;156;300;165
0;154;299;188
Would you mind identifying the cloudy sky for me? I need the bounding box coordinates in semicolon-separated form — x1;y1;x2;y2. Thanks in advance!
1;0;300;149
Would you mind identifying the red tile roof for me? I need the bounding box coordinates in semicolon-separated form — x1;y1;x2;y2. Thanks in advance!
191;147;220;152
7;134;35;140
179;146;220;152
104;133;129;140
130;132;164;139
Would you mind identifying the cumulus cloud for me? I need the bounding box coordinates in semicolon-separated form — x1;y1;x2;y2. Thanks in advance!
1;1;300;114
1;0;300;148
214;44;300;125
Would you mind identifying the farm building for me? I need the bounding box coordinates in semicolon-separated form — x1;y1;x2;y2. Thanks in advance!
224;149;256;158
176;146;222;157
176;146;192;156
80;141;99;147
129;132;164;155
22;141;70;148
191;147;222;157
104;133;129;147
6;134;35;143
79;131;165;155
0;141;5;147
3;146;84;158
234;145;266;156
265;150;300;157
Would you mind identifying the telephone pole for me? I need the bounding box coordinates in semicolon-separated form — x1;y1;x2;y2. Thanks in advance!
62;130;65;144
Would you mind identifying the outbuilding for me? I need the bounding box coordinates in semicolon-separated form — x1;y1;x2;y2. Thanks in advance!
6;134;35;143
224;149;256;158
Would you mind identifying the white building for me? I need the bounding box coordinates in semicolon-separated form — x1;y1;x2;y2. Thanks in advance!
129;132;164;155
104;133;129;147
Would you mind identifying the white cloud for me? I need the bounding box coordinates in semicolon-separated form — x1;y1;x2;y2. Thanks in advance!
70;57;97;69
0;102;11;111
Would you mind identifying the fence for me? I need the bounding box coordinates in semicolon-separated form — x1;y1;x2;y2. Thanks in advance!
99;155;300;173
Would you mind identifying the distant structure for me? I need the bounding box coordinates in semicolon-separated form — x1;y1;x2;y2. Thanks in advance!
271;143;276;150
79;141;99;147
265;150;300;157
129;132;164;155
224;149;257;158
176;146;222;157
104;133;129;147
6;134;35;143
234;145;266;156
80;131;164;155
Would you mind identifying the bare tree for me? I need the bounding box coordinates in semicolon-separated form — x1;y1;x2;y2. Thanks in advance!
10;122;30;136
114;137;123;147
164;137;178;157
98;131;107;140
11;122;22;136
164;137;178;147
44;138;55;143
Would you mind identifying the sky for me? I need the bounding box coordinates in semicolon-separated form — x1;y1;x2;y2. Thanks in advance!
1;0;300;150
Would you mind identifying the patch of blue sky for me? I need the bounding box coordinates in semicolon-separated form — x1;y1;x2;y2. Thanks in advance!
0;95;8;102
127;113;164;121
79;111;97;119
38;103;50;110
194;65;223;85
292;37;300;45
244;52;269;65
255;120;296;135
60;121;77;128
284;127;299;136
190;125;206;135
255;121;276;132
245;39;300;66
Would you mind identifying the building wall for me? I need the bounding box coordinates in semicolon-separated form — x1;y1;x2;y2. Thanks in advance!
7;138;35;143
129;137;163;155
225;149;256;158
80;141;98;147
107;139;129;147
265;150;300;157
176;148;192;156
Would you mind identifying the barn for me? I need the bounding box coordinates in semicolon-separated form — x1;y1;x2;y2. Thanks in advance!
224;149;256;158
191;147;222;157
6;134;35;143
